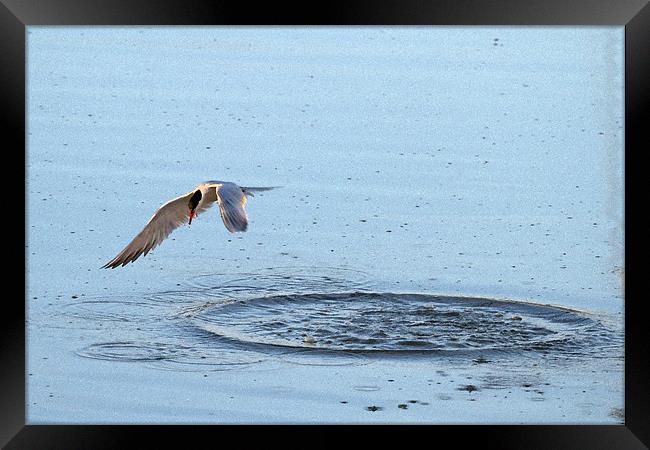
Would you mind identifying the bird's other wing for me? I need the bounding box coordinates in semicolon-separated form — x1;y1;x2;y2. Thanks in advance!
102;191;195;268
215;183;249;232
240;186;280;197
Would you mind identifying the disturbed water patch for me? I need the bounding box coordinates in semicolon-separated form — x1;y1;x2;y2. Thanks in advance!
192;292;621;358
63;268;621;369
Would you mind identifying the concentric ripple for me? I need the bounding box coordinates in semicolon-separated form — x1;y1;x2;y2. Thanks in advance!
185;266;373;297
65;267;621;368
76;341;269;372
193;292;621;357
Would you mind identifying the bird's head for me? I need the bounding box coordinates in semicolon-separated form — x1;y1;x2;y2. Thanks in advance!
187;189;202;225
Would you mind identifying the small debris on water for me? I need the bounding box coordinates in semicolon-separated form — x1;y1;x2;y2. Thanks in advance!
458;384;479;393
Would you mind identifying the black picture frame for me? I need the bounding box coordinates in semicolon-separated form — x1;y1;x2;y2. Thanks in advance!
3;0;648;448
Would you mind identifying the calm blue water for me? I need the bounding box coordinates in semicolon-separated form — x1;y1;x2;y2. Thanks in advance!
26;27;624;424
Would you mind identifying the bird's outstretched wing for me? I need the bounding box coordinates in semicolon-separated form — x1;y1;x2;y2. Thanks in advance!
215;183;250;233
102;190;214;268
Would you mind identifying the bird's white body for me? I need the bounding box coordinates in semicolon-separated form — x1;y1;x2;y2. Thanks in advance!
102;181;276;268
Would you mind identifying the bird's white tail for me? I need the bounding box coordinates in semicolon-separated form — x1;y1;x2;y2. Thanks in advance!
241;186;280;197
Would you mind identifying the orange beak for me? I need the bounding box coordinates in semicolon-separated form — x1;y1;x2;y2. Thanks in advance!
188;210;195;225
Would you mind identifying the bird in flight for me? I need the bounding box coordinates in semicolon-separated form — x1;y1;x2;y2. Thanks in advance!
102;181;277;269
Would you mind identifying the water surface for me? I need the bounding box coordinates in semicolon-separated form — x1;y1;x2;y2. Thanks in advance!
27;26;624;424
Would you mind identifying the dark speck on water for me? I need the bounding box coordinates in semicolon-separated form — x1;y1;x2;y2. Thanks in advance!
609;407;624;420
458;385;479;393
366;405;382;412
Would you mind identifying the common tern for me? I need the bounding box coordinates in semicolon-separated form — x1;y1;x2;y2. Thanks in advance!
102;181;276;268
